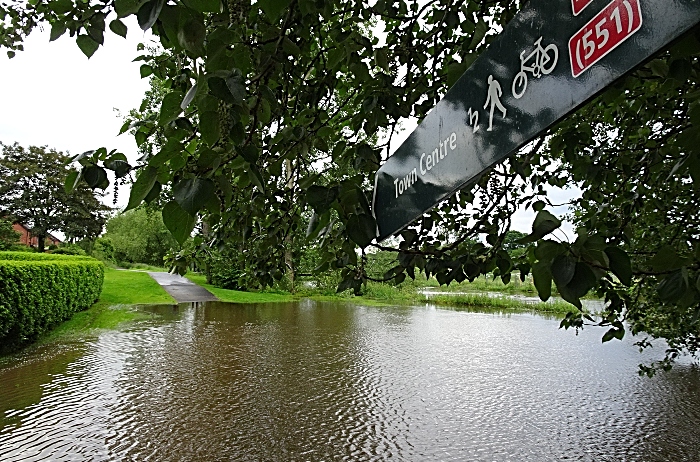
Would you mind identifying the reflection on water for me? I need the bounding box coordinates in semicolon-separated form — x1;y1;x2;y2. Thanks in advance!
1;300;699;461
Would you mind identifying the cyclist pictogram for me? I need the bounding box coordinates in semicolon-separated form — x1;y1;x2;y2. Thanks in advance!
511;37;559;99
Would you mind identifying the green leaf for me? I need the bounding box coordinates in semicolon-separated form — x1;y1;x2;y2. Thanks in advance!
649;59;669;78
137;0;164;31
118;120;131;135
669;59;693;82
199;111;220;145
238;144;258;162
648;245;689;272
557;262;597;309
657;269;689;303
181;0;220;13
50;22;67;42
328;47;346;69
149;140;182;166
605;246;632;286
178;17;206;56
126;166;158;211
208;76;235;103
336;275;354;293
383;265;403;281
76;35;99;58
248;165;265;191
197;149;220;170
144;181;161;203
602;327;625;343
258;99;272;125
306;185;339;213
162;200;196;245
159;91;184;126
551;254;576;287
532;260;552;301
468;19;488;49
534;240;565;262
306;211;320;238
446;60;468;88
173;177;217;215
115;0;148;17
65;169;80;193
140;64;153;78
282;37;301;57
374;48;389;72
82;165;107;189
87;25;104;46
317;126;335;139
109;19;128;38
50;0;73;14
104;159;131;178
258;0;292;22
520;210;561;243
181;83;198;110
346;214;376;248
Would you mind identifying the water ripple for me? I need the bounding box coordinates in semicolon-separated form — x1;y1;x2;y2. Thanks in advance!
0;301;699;461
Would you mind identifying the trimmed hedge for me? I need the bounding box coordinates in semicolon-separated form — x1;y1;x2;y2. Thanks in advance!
0;251;104;353
0;251;96;261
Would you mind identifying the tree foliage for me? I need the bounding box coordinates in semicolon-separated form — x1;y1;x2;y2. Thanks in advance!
0;218;20;250
104;207;177;266
0;143;111;252
3;0;700;372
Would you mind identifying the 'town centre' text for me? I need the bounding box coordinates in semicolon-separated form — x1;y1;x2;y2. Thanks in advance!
394;132;458;198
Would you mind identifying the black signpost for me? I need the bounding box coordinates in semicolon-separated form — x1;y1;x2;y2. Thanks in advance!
372;0;700;241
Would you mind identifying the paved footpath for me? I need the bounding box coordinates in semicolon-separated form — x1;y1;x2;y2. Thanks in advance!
148;272;219;303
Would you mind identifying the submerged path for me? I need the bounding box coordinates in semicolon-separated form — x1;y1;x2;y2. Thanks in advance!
147;272;219;303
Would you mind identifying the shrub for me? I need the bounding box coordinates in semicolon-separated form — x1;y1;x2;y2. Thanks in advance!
0;218;20;250
0;251;104;353
92;237;115;262
103;208;177;266
51;243;87;256
5;244;34;252
0;251;94;261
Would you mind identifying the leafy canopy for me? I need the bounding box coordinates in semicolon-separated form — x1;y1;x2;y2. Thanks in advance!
0;143;111;251
2;0;700;372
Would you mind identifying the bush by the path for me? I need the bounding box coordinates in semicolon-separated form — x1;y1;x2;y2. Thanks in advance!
0;251;104;352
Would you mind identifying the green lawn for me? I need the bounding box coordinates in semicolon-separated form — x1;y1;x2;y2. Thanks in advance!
185;273;295;303
100;268;176;305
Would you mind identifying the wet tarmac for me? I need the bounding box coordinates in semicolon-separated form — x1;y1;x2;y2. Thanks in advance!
147;272;218;303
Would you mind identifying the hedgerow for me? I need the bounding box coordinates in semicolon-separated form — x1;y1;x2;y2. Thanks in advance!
0;251;95;261
0;251;104;353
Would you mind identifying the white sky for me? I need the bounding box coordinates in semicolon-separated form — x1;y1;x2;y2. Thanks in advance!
0;17;151;160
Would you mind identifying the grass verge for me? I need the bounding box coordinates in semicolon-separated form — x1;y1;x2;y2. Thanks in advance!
185;273;295;303
421;293;574;314
100;268;176;305
304;281;575;314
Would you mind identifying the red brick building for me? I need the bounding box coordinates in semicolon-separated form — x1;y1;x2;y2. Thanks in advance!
11;222;62;248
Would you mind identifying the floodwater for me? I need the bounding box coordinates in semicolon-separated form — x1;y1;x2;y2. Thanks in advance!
1;300;699;461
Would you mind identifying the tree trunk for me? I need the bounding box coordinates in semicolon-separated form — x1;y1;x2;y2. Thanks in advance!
36;232;45;253
284;158;295;292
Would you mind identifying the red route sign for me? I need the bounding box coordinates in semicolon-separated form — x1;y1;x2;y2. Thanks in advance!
569;0;643;77
572;0;594;16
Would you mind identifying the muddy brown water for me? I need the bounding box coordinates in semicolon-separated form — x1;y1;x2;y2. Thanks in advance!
1;300;699;461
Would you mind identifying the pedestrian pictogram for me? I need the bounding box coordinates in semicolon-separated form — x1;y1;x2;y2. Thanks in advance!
372;0;700;241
